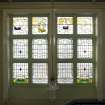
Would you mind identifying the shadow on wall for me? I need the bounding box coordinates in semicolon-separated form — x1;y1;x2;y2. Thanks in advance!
65;99;105;105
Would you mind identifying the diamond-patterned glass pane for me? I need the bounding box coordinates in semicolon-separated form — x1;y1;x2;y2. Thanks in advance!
32;63;48;84
13;17;28;35
32;17;48;34
13;39;28;58
77;39;92;58
13;63;28;84
57;17;73;34
57;63;73;83
77;17;93;34
57;38;73;59
77;63;93;84
32;39;48;59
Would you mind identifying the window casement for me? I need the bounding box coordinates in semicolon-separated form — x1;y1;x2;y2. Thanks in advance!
9;13;96;86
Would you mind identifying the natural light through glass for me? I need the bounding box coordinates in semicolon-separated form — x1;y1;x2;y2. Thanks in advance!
10;15;95;85
77;39;92;58
77;17;93;34
13;17;28;35
77;63;93;84
32;39;48;59
57;17;73;34
13;39;28;58
57;38;73;59
57;63;73;83
32;63;48;84
13;63;28;84
32;17;48;34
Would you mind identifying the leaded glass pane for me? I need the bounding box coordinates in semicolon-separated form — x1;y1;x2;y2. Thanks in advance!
77;39;92;58
77;63;93;84
32;63;48;84
13;39;28;58
13;63;28;84
57;63;73;83
32;17;48;34
13;17;28;35
32;39;48;59
77;17;93;34
57;38;73;59
57;17;73;34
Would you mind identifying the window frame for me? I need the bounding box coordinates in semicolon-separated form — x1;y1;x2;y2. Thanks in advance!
7;10;96;87
55;14;96;86
8;13;52;87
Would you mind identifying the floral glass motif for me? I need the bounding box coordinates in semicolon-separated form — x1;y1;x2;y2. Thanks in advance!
32;17;48;34
57;63;73;83
32;39;48;59
77;17;93;34
57;38;73;59
13;63;28;84
77;39;92;58
32;63;48;83
13;17;28;35
13;39;28;58
77;63;93;84
57;17;73;34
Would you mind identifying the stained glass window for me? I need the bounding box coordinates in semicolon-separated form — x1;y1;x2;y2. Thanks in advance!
32;63;48;83
77;39;92;58
57;17;73;34
13;39;28;58
57;63;73;83
13;17;28;35
13;63;28;84
10;14;95;85
32;17;48;34
77;17;93;34
32;39;48;59
77;63;93;84
57;38;73;59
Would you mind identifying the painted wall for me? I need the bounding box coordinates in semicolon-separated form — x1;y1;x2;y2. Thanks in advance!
0;2;104;105
0;0;104;3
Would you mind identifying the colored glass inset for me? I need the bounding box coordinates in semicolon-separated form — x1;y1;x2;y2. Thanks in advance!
32;17;48;34
77;63;93;84
13;17;28;35
57;17;73;34
13;63;28;84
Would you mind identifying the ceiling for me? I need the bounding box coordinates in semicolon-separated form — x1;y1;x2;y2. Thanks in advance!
0;0;104;2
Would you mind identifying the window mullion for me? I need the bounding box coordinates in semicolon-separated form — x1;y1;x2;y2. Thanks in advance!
48;13;53;84
52;10;57;83
28;15;32;84
10;38;13;85
10;16;14;85
93;16;96;83
73;16;77;84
